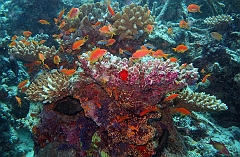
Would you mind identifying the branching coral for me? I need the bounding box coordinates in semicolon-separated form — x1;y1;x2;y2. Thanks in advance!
109;3;155;39
25;70;71;103
174;87;228;111
8;41;58;62
203;14;234;27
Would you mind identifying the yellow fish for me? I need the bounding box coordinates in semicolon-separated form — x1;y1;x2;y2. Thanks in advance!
210;32;222;41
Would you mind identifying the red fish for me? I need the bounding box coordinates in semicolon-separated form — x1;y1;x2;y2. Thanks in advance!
67;8;79;19
18;80;29;89
88;48;108;64
38;19;50;25
163;94;179;101
72;36;88;50
173;108;191;115
131;48;152;60
140;106;159;116
53;55;61;65
54;8;66;24
145;24;154;34
209;139;230;156
179;20;189;29
152;50;170;59
107;1;115;16
172;44;188;53
119;69;128;82
202;74;211;83
187;4;202;13
15;96;22;107
169;57;178;62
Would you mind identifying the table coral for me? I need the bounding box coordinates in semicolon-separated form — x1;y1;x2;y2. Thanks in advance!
8;41;58;62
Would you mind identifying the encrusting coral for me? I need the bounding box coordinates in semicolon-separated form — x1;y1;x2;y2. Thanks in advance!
174;87;228;112
25;70;71;103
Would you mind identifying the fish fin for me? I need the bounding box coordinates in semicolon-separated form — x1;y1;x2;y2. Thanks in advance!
172;48;176;51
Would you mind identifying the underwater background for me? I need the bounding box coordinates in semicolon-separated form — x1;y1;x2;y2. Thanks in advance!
0;0;240;156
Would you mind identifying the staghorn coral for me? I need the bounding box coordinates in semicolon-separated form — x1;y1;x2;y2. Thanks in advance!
8;41;58;62
203;14;234;27
25;70;71;103
109;3;156;39
174;87;228;112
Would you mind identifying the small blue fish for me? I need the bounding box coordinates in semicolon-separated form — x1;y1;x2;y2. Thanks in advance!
97;40;108;45
143;43;156;50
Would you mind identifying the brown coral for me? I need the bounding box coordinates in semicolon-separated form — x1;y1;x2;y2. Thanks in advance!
25;70;71;103
8;41;58;62
174;88;228;112
109;4;156;39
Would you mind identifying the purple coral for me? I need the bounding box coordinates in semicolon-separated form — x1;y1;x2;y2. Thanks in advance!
78;52;199;109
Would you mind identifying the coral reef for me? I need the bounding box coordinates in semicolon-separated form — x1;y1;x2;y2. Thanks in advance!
78;52;199;108
175;88;228;111
2;0;240;157
8;41;58;62
203;14;234;27
109;3;155;39
25;70;71;103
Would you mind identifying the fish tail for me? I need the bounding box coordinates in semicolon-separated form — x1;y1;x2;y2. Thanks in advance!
172;48;176;51
199;5;203;13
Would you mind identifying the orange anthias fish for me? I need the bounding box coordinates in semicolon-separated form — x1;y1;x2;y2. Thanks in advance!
145;24;154;34
173;108;191;115
60;69;76;76
140;106;159;116
119;69;128;82
18;79;29;89
106;38;116;46
169;57;178;62
23;31;32;36
131;48;152;60
201;74;211;83
167;27;173;35
38;53;45;63
38;19;50;25
99;24;116;37
12;35;18;41
54;8;66;24
72;36;88;50
9;41;17;47
107;1;115;16
152;50;170;59
88;48;108;64
163;94;179;101
53;55;61;65
208;139;230;156
64;69;76;76
172;44;188;53
38;40;46;45
179;20;189;29
15;96;22;107
187;4;202;13
67;8;80;19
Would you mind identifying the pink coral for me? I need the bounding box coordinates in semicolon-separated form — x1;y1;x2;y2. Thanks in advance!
78;52;199;109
